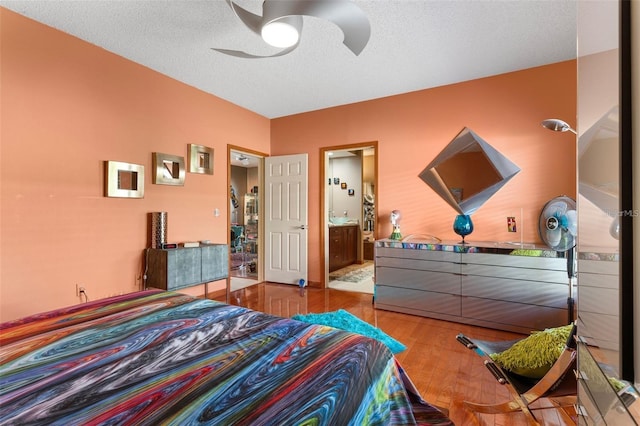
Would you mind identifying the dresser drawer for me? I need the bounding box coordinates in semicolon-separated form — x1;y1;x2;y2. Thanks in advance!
376;266;460;294
376;286;461;316
462;275;568;309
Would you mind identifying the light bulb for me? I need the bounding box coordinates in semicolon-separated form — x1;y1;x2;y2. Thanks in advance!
261;21;299;48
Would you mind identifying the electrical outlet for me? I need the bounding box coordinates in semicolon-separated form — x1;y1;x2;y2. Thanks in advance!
76;284;85;297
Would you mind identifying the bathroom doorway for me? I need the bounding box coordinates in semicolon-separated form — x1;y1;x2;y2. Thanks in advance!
228;146;265;292
321;142;377;291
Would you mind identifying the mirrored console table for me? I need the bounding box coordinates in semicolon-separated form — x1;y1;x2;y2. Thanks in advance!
374;239;571;333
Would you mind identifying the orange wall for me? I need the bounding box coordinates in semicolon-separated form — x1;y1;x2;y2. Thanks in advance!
0;9;271;321
1;9;577;321
271;61;577;284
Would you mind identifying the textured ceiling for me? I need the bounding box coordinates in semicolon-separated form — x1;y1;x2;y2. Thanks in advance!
1;0;578;119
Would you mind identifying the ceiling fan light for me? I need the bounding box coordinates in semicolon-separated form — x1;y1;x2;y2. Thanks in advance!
261;20;299;48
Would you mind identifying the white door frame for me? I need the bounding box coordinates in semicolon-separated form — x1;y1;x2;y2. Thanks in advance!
227;145;267;299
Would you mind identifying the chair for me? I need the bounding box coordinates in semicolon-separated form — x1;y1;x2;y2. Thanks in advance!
456;324;577;426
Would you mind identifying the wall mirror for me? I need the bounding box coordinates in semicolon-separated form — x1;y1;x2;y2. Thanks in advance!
152;152;186;186
576;0;636;422
577;106;621;357
104;160;145;198
418;127;520;215
188;144;214;175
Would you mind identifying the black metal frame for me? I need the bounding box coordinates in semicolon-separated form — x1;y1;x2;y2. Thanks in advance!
619;0;634;383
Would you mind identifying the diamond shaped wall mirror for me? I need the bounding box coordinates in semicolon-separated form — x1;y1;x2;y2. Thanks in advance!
419;127;520;215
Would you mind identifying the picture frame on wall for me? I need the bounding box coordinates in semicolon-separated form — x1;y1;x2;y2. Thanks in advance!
348;189;355;196
333;177;340;185
104;160;144;198
341;182;347;189
152;152;185;185
188;144;214;175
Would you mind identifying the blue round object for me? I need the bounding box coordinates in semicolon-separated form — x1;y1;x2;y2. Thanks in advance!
453;214;474;242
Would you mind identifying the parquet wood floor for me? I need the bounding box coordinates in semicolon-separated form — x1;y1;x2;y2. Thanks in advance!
221;283;576;426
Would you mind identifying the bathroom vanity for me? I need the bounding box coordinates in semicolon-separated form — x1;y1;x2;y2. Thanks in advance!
374;239;571;333
329;224;358;272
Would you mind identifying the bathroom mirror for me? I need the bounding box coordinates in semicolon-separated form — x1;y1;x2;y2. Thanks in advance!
418;127;520;215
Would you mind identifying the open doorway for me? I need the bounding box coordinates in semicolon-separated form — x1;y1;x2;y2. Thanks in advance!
321;142;377;293
228;146;265;292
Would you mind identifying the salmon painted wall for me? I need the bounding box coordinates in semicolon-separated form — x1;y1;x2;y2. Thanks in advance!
0;10;270;321
271;61;577;285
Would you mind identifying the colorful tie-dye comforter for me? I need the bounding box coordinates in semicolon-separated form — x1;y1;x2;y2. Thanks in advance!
0;290;452;425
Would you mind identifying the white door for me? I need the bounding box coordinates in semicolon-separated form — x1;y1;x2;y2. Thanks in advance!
264;154;308;285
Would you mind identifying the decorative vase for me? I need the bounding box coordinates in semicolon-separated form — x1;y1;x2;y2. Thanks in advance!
390;210;402;240
390;225;402;240
453;214;473;244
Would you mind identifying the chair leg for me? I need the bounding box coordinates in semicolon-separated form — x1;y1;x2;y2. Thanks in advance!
529;396;577;425
464;399;541;426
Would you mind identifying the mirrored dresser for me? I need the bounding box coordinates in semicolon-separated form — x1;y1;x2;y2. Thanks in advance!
374;239;572;333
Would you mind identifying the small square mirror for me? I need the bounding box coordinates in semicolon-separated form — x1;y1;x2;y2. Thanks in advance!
105;161;145;198
152;152;185;185
188;144;214;175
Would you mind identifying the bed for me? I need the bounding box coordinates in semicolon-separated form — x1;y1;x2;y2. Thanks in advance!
0;290;452;425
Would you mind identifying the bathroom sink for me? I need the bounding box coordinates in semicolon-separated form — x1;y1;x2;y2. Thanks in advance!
329;217;358;225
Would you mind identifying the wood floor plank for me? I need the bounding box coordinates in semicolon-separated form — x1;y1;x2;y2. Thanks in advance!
224;283;575;426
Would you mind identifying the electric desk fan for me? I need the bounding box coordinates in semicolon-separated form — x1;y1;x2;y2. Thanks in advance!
538;195;577;322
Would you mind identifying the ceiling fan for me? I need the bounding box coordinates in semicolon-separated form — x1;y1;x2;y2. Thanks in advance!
212;0;371;58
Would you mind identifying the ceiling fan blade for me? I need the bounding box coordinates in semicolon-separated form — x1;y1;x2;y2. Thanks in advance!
226;0;263;35
211;43;298;59
263;0;370;55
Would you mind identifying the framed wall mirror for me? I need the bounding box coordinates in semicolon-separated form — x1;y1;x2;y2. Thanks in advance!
104;160;145;198
418;127;520;215
188;144;214;175
152;152;185;185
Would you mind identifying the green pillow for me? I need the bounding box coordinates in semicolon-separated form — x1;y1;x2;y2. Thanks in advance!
609;376;626;392
510;249;557;258
490;324;573;379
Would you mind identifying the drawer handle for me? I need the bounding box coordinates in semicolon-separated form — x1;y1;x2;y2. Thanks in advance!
574;404;588;418
577;370;589;381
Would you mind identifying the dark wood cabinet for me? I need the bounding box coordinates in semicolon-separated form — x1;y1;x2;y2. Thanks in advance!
363;241;374;260
329;225;358;272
